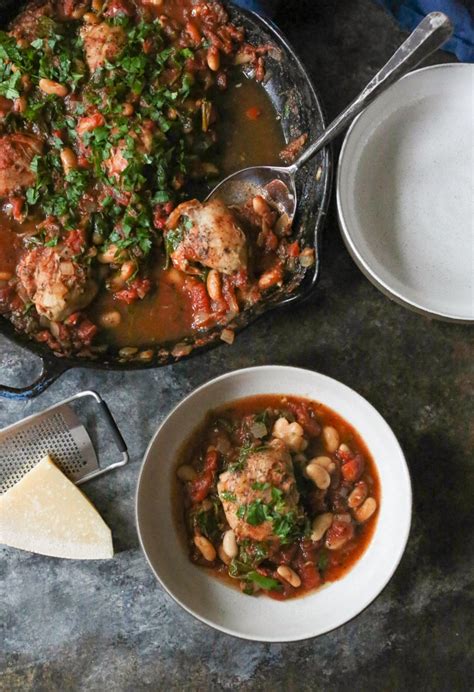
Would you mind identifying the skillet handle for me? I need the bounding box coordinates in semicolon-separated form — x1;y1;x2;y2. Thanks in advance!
0;357;68;400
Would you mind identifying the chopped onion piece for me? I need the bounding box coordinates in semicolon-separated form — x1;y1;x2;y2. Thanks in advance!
250;421;267;439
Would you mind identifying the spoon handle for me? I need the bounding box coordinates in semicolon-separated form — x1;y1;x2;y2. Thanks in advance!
291;12;453;172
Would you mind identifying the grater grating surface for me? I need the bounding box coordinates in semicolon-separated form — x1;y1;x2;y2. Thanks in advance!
0;391;128;493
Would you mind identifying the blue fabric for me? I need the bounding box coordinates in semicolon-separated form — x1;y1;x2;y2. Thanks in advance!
233;0;474;62
375;0;474;62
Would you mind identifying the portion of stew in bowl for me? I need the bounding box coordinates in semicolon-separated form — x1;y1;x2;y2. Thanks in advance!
0;0;312;360
177;394;380;600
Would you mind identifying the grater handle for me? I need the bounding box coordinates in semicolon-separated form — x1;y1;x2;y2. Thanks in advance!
99;400;127;453
74;391;129;483
0;357;68;400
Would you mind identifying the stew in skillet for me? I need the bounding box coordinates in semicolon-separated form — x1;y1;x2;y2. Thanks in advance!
0;0;312;359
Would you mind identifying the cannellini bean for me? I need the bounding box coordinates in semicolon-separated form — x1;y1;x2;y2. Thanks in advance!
348;481;368;509
310;456;336;472
98;310;121;329
258;265;282;290
207;46;220;72
39;78;68;97
98;244;120;263
277;565;301;588
322;426;340;453
60;147;78;175
14;96;27;114
272;418;307;452
0;270;13;281
222;529;238;559
138;349;154;362
206;269;222;301
338;443;351;455
354;497;377;522
120;260;136;281
306;462;331;489
311;513;333;541
83;11;99;24
218;543;231;565
253;194;271;218
118;346;138;358
194;535;216;562
176;464;197;482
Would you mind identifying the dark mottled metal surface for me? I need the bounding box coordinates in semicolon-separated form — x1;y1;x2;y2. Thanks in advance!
1;1;473;690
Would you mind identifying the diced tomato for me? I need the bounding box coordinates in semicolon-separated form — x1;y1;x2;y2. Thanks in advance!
114;278;151;304
10;196;24;222
77;113;105;136
186;277;213;328
299;562;321;591
104;0;134;17
64;312;81;327
189;449;218;503
287;241;300;258
76;319;98;344
287;401;321;437
325;520;354;550
64;229;86;255
341;454;365;482
245;106;261;120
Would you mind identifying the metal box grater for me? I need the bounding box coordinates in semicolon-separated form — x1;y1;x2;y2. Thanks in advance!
0;391;129;493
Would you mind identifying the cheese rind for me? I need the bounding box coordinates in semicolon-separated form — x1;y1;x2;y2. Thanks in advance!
0;455;113;559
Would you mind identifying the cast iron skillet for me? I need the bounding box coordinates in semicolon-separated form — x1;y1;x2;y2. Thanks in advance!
0;1;332;399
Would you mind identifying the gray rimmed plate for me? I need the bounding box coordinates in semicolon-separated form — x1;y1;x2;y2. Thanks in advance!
337;63;473;322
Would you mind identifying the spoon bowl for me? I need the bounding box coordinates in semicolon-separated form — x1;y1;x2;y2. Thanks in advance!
206;165;297;217
207;12;452;220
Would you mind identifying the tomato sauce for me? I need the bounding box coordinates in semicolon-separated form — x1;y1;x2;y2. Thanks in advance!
175;394;380;600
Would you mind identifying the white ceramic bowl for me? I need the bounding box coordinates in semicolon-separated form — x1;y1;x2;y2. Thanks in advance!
136;366;412;641
337;63;474;322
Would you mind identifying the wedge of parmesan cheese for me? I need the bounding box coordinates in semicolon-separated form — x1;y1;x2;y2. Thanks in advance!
0;454;113;559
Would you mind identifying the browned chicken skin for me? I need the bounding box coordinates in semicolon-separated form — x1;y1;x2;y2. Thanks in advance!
166;199;248;275
217;439;299;543
8;0;54;42
80;22;126;73
17;246;98;322
0;134;43;197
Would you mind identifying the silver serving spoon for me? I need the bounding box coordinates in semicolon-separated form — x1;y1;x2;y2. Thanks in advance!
207;12;453;218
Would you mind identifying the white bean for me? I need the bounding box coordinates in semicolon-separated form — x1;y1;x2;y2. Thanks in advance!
311;513;333;542
206;269;222;301
354;497;377;522
39;78;68;97
277;565;301;588
98;310;122;329
218;543;231;565
322;426;340;453
176;465;197;482
60;147;78;175
310;456;336;472
272;417;307;452
222;529;238;559
194;535;216;562
306;462;331;489
348;481;368;509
